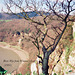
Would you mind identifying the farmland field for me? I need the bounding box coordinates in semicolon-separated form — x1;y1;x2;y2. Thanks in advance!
0;47;21;73
0;20;12;22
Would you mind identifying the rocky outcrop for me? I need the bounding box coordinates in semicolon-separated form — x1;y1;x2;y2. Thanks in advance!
31;57;42;75
72;22;75;41
49;22;75;75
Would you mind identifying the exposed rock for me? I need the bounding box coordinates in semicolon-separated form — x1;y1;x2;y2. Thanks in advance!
31;62;37;75
30;57;42;75
69;50;75;67
72;22;75;41
18;38;22;45
54;62;62;73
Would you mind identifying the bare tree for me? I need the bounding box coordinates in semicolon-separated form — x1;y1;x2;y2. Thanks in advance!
3;0;75;75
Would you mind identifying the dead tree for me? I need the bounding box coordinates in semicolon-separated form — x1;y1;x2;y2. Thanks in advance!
3;0;75;75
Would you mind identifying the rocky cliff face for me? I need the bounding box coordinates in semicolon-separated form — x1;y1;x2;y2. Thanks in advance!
49;22;75;75
72;22;75;41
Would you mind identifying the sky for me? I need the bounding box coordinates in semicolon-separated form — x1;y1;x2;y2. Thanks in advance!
0;0;7;13
0;0;20;13
0;0;75;14
0;0;4;12
0;0;64;13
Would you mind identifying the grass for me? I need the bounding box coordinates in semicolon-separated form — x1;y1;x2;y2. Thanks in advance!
68;64;75;69
0;42;21;50
0;42;9;46
73;32;75;38
64;42;75;71
11;45;21;50
0;20;12;22
65;38;75;63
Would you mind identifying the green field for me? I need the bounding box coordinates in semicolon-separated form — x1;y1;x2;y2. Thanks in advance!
0;20;12;22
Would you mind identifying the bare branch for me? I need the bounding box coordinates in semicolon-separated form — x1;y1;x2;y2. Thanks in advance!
48;21;67;56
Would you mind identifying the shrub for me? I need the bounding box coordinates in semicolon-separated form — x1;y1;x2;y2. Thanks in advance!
16;31;20;35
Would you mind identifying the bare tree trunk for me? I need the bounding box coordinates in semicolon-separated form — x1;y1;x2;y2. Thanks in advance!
42;52;49;75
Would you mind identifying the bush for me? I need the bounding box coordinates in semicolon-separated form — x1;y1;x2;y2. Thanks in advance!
24;28;30;34
16;31;20;35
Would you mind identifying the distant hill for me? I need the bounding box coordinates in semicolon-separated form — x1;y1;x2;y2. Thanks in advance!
0;13;18;20
0;11;49;20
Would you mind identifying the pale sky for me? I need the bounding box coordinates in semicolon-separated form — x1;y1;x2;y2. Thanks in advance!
0;0;4;12
0;0;75;13
0;0;21;13
0;0;63;13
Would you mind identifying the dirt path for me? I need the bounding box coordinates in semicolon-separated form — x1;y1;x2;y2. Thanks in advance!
0;43;29;74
